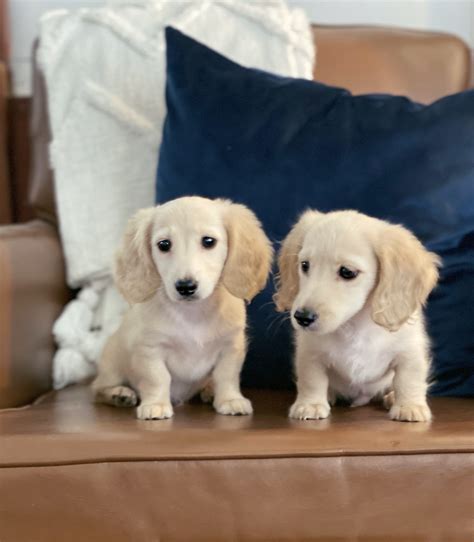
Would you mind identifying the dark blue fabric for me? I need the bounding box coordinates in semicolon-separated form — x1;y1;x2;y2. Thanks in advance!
157;26;474;396
427;233;474;395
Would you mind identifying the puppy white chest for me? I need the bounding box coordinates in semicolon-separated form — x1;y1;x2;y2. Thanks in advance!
327;328;393;385
313;315;398;397
159;318;222;402
169;339;218;379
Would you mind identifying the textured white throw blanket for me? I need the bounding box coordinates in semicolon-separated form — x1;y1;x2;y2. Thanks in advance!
39;0;315;389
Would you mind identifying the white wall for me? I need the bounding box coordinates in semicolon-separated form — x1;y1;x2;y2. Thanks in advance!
10;0;103;96
9;0;474;96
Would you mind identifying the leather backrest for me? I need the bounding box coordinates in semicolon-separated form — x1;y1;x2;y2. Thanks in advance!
0;62;11;224
28;25;472;223
315;25;471;102
29;41;56;224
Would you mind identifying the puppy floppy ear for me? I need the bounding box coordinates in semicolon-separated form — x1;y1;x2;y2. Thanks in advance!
114;207;161;304
221;201;273;302
371;223;441;332
274;210;321;312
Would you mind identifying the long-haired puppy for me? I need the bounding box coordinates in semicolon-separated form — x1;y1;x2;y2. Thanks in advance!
92;196;273;420
275;210;440;422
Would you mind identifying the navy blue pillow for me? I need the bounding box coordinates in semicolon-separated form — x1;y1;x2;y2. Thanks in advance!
157;27;474;396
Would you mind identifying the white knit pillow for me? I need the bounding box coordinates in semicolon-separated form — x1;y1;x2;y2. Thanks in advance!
38;0;314;287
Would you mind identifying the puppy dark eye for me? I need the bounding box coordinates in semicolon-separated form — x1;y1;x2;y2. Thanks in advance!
301;261;310;274
202;236;217;249
157;239;172;252
339;266;358;280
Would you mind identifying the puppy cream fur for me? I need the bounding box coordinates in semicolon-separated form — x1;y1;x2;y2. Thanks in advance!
92;197;272;420
275;210;440;422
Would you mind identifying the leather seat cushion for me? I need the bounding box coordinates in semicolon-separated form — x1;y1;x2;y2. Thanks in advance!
1;387;473;541
2;386;473;466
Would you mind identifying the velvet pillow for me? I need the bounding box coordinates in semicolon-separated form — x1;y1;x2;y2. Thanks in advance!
157;27;474;396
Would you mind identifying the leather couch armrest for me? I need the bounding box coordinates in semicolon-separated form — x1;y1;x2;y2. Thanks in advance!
0;221;70;408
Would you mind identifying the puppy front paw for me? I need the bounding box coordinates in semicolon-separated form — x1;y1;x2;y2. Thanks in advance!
289;402;330;420
214;396;253;416
137;402;173;420
389;402;431;422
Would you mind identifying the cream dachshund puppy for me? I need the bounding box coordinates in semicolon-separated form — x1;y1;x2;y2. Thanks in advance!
275;210;440;422
92;196;272;420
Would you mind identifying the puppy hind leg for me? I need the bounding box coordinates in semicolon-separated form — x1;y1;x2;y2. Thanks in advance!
200;378;214;404
92;366;138;408
92;334;137;407
383;390;395;410
95;385;138;408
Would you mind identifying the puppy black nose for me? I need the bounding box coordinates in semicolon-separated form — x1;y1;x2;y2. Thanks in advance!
175;279;198;297
294;309;317;328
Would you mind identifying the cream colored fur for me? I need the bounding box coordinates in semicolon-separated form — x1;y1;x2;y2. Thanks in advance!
92;196;272;420
275;210;440;422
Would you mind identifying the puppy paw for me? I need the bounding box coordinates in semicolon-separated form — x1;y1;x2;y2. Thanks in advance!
137;402;173;420
200;382;214;404
111;386;138;408
289;402;330;420
389;402;431;422
214;396;253;416
383;391;395;410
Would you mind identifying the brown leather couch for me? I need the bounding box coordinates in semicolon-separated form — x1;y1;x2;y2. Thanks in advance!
0;61;11;224
1;27;473;542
